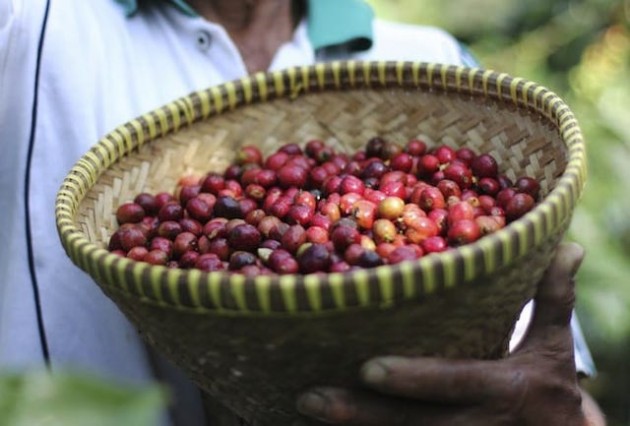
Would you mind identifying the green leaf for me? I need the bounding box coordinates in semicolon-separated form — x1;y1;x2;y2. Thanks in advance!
0;370;168;426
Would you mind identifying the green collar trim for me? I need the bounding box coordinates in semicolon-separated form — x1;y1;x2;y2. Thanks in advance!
114;0;374;51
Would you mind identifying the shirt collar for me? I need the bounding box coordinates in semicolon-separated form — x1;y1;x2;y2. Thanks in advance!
114;0;374;51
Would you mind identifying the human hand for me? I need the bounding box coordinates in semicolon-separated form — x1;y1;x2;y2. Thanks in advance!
296;242;591;425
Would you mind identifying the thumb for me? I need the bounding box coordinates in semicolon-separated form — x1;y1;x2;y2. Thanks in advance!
517;242;585;352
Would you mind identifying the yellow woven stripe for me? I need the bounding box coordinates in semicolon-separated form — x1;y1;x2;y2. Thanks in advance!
426;63;436;89
210;86;224;113
329;273;345;308
255;72;269;101
422;259;436;294
532;86;546;110
150;266;165;303
286;67;300;100
197;90;212;118
140;113;158;139
132;264;146;299
547;96;563;119
129;120;145;148
482;69;494;97
540;92;555;117
522;81;535;106
229;274;248;311
167;103;181;131
182;96;196;124
103;254;125;293
186;269;202;307
362;62;372;87
454;67;463;92
440;65;448;90
499;230;513;265
114;258;131;294
468;68;480;94
255;276;272;313
304;274;322;311
347;61;357;87
496;73;509;99
412;62;421;86
441;253;456;289
399;261;415;298
509;77;522;104
109;130;126;159
76;159;97;185
331;61;342;88
82;151;102;172
458;245;476;282
209;273;223;311
511;220;529;256
315;63;326;89
279;275;297;313
300;66;311;93
155;108;170;136
240;77;253;104
477;236;496;274
224;82;237;109
117;125;134;153
354;269;370;306
377;61;387;86
377;267;394;303
532;212;544;246
166;269;181;306
395;61;405;86
93;143;113;169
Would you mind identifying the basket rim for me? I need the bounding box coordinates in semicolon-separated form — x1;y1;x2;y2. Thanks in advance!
55;60;587;315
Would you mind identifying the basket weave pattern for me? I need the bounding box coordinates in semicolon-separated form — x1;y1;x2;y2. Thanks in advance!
56;61;586;424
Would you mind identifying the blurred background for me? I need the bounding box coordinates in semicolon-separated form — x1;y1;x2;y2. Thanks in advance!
2;1;627;425
367;0;629;423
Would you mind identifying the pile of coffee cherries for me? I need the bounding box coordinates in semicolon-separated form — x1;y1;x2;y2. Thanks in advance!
108;138;540;275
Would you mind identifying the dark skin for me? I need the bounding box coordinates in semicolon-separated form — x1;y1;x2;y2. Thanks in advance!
295;243;606;425
186;2;606;424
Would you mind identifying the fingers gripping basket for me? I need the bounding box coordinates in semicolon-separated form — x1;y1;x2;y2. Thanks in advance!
55;61;586;425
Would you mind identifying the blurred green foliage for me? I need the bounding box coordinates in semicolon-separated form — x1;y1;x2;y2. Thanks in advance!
0;370;167;426
367;0;630;423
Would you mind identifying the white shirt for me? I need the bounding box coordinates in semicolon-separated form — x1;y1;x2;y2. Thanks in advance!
0;1;594;423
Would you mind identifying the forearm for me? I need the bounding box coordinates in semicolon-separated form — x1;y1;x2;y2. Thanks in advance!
581;387;606;426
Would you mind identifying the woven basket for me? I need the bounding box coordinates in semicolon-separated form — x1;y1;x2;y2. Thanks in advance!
55;61;586;425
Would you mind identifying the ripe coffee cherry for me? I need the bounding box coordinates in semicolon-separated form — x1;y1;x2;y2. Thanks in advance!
229;251;258;270
388;246;420;264
214;195;243;219
505;193;536;221
281;225;307;254
228;224;261;252
421;236;448;254
195;253;225;271
134;193;159;216
173;232;198;258
127;246;148;261
158;202;184;222
144;249;169;265
268;249;299;274
116;202;145;225
448;219;481;246
471;154;499;178
201;173;226;195
298;243;332;274
514;177;541;199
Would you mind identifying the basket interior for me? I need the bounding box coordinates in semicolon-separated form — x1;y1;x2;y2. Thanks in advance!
78;88;566;248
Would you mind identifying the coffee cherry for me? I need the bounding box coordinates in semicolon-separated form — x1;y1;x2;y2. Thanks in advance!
505;193;535;221
116;202;145;225
268;249;299;274
228;224;261;252
448;219;481;246
471;154;499;178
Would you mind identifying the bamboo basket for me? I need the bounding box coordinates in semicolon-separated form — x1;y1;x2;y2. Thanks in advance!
55;61;586;425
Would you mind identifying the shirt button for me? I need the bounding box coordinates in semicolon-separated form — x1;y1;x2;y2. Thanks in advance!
196;30;212;52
